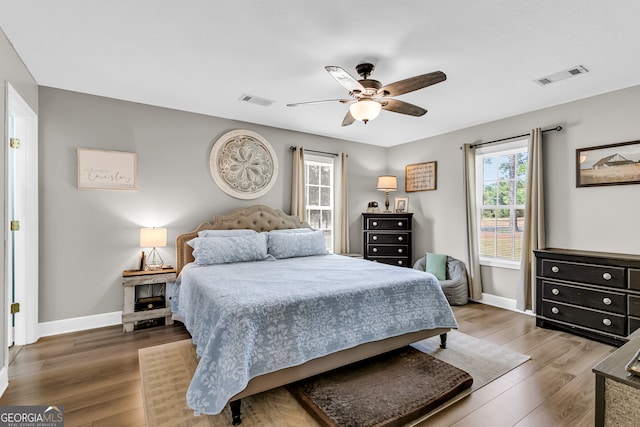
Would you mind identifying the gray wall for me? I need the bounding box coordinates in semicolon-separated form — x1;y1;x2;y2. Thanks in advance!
37;82;640;321
390;84;640;299
38;87;387;322
1;28;38;367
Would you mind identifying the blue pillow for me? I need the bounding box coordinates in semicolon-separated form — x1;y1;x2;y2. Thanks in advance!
267;230;328;259
198;229;256;237
426;252;447;280
188;233;269;265
268;228;314;234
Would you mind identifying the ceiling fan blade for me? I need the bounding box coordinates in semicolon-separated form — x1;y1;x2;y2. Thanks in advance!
381;99;427;116
287;99;352;107
325;66;367;94
341;110;356;126
379;71;446;97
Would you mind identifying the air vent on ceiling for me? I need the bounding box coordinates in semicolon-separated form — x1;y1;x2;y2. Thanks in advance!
239;94;275;107
534;65;589;86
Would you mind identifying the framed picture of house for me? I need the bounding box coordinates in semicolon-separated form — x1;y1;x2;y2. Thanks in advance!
576;140;640;187
77;148;138;190
405;161;437;192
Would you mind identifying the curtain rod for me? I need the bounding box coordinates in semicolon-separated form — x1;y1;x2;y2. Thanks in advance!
469;126;563;149
289;146;338;157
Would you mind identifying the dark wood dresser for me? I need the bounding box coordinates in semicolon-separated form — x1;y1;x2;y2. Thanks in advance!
362;213;413;267
534;248;640;346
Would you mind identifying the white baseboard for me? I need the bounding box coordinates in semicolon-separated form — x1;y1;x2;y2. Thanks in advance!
38;311;122;338
0;366;8;397
473;293;535;316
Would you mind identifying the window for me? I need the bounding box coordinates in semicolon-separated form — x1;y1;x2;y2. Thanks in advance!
305;154;334;252
476;140;528;268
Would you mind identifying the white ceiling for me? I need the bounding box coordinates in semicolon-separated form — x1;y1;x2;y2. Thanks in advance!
2;1;640;147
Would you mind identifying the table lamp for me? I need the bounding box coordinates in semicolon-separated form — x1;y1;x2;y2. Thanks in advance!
140;227;167;270
377;175;397;213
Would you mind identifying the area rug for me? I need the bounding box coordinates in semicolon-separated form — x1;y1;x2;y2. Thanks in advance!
138;331;530;427
286;346;473;427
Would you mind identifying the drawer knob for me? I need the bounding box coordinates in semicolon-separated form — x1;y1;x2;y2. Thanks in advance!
397;222;403;227
603;318;612;326
398;260;403;265
397;248;403;254
551;307;559;314
551;266;560;273
372;236;378;240
372;221;378;226
551;288;560;295
602;297;612;305
397;236;403;241
602;272;612;281
372;248;378;253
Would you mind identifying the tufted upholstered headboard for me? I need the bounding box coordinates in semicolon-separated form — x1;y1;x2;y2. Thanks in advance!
175;205;312;274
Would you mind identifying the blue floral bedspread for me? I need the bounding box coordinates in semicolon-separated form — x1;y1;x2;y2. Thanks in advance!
175;254;457;414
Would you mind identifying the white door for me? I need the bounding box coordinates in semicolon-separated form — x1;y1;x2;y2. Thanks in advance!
6;83;38;346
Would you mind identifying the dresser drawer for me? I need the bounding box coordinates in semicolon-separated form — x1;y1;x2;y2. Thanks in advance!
367;245;409;257
367;232;409;244
541;259;625;289
368;257;410;267
541;300;626;336
365;218;410;230
630;269;640;291
541;281;626;315
629;317;640;335
628;295;640;317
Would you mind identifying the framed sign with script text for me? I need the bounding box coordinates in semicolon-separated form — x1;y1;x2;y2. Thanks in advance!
77;148;138;190
405;161;437;192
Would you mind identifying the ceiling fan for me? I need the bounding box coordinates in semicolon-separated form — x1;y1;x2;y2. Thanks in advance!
287;63;446;126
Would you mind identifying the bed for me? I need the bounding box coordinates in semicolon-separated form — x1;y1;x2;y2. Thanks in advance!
172;205;457;424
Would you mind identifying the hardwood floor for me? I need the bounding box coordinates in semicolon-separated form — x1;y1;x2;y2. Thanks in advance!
0;303;614;426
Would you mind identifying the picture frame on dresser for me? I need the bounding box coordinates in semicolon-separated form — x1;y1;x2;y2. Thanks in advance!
394;197;408;213
576;139;640;187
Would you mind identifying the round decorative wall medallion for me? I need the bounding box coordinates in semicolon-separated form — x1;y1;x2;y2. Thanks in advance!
209;130;279;200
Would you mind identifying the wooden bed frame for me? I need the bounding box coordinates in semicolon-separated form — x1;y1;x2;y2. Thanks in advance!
175;205;450;425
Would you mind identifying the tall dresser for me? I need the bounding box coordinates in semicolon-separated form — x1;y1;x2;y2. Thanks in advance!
362;213;412;267
534;248;640;346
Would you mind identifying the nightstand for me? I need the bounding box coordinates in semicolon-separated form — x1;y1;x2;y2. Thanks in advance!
122;269;176;332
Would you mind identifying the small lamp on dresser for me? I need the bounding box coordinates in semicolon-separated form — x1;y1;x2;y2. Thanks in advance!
377;175;397;213
140;227;167;270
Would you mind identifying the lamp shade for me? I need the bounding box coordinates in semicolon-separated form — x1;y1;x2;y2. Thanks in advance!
140;227;167;248
349;99;382;123
377;175;397;191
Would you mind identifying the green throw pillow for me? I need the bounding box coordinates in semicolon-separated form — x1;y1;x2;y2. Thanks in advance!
426;252;447;280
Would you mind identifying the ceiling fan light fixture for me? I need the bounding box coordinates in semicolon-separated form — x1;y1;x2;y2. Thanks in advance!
349;99;381;124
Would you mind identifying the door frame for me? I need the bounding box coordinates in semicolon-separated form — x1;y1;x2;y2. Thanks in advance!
5;82;38;347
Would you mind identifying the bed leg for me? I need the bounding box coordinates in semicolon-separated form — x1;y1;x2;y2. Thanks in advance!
230;399;242;425
439;333;447;349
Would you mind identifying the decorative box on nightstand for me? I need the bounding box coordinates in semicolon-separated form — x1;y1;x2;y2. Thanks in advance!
122;269;176;332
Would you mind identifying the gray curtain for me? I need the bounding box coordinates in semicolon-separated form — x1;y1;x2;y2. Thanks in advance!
291;146;306;221
335;153;350;253
463;144;483;300
516;128;545;311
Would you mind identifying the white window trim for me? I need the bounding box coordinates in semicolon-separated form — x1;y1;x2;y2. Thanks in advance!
304;153;335;252
475;138;528;270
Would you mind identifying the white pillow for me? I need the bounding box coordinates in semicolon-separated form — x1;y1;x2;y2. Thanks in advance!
188;233;269;265
267;230;328;259
198;229;257;238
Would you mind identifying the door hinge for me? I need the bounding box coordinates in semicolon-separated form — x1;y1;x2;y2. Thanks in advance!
9;138;20;148
10;303;20;314
10;220;20;231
